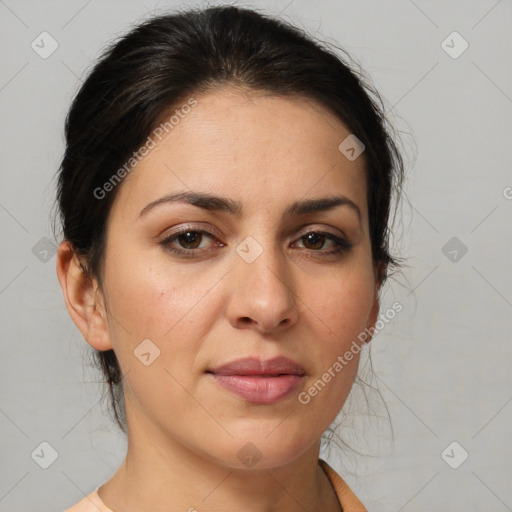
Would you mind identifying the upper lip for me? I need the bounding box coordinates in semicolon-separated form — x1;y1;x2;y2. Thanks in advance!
207;356;306;376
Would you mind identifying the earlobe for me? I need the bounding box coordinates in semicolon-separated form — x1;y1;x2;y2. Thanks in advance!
364;262;387;344
56;241;113;351
365;293;380;344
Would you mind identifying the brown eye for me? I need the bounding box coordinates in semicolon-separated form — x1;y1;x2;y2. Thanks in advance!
175;231;203;249
160;228;220;256
301;232;326;250
295;231;352;255
160;227;351;259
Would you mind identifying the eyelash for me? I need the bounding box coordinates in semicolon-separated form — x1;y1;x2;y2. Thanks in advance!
159;227;352;258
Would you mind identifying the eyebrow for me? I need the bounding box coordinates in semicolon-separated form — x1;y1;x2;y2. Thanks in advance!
139;191;361;224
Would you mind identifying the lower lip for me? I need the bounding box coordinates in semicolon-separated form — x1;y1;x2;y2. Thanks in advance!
209;374;304;404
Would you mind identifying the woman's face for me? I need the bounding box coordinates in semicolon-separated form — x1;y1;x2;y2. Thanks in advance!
87;87;381;468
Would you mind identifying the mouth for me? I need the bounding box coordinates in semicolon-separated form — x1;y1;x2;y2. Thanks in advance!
206;356;306;404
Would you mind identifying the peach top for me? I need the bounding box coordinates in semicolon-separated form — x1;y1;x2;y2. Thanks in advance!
63;458;367;511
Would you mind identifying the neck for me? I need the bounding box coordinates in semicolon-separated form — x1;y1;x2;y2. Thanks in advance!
98;410;341;512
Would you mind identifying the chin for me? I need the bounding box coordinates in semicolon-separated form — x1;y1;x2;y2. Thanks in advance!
206;425;319;471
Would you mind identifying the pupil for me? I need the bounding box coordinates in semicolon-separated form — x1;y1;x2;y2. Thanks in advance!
306;233;323;249
181;231;201;248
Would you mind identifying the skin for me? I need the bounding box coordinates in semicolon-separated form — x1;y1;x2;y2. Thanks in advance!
57;86;383;512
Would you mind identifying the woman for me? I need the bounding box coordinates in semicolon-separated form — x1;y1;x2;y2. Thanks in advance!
56;5;404;511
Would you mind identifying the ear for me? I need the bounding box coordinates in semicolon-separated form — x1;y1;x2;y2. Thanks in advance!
56;240;113;351
364;262;387;344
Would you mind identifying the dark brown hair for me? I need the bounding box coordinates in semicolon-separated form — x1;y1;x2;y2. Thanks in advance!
53;5;405;434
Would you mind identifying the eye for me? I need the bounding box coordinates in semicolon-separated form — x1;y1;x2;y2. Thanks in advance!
160;228;221;257
294;231;352;255
159;227;352;258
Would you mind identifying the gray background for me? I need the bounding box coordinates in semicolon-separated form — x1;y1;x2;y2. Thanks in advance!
1;0;511;511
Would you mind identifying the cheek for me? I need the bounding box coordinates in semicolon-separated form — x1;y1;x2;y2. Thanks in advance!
300;264;375;405
306;266;375;346
104;247;215;336
101;257;218;421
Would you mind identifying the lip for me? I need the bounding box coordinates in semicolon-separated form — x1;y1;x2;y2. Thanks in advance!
207;356;306;404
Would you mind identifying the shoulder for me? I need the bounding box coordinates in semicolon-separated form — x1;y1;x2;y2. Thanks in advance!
63;488;114;512
319;458;368;512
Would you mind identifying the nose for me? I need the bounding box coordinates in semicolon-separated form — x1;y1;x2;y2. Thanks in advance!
225;238;300;335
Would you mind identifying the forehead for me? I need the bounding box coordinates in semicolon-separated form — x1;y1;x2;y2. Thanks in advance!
109;86;368;224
